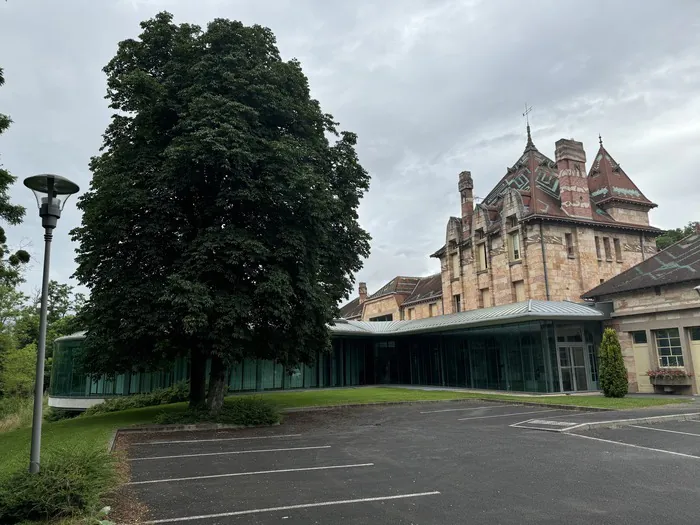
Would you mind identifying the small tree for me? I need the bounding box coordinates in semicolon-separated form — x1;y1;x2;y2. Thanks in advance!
598;328;628;398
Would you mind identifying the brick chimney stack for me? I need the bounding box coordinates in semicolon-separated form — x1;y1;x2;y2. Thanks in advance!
555;138;592;219
358;282;368;304
458;171;474;234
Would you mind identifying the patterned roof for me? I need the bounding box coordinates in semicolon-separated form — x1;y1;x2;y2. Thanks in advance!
330;300;606;336
587;143;656;209
368;276;422;300
582;233;700;299
338;296;363;320
402;273;442;306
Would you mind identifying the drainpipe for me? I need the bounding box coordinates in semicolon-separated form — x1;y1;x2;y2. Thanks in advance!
539;221;551;300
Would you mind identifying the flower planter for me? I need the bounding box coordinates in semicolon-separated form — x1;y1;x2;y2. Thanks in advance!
649;376;693;386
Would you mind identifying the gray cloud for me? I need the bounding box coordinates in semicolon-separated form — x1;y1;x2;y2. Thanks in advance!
0;0;698;301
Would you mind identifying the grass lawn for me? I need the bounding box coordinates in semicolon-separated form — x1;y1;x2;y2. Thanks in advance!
0;387;690;480
248;386;692;410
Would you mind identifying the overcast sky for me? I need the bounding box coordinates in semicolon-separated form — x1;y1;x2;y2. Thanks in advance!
0;0;699;302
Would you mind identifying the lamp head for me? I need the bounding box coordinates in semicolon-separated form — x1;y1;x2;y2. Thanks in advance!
23;174;80;229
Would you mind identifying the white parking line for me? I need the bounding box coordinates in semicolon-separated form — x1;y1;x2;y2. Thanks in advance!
420;404;507;414
457;409;558;421
133;433;303;445
568;433;700;459
128;462;374;485
629;425;700;438
142;491;441;523
129;445;331;462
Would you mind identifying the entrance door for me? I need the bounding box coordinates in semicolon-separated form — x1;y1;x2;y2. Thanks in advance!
558;345;589;392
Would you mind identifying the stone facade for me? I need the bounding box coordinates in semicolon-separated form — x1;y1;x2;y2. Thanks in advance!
583;231;700;394
432;132;660;314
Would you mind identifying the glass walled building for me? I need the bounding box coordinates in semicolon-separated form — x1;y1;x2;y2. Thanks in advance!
49;300;607;409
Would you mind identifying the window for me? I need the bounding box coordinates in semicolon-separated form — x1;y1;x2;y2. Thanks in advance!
509;231;521;261
480;288;491;308
451;252;460;279
690;327;700;341
369;314;393;322
614;238;622;262
513;280;526;302
595;236;602;260
565;233;574;258
453;294;461;313
407;308;415;320
631;331;647;345
654;328;684;367
603;237;612;261
429;303;436;317
477;243;488;270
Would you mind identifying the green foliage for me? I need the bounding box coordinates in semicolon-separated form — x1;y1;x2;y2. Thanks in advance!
83;381;189;415
0;67;28;288
656;221;699;250
0;343;36;397
44;407;82;422
0;446;116;524
154;396;279;426
598;328;628;398
71;12;371;410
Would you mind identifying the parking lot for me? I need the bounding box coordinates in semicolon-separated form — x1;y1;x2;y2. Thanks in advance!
123;401;700;524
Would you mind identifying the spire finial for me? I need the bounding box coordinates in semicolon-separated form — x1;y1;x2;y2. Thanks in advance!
598;133;603;147
522;104;535;149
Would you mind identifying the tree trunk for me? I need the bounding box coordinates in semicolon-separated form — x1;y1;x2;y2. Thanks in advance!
189;350;207;410
206;355;227;414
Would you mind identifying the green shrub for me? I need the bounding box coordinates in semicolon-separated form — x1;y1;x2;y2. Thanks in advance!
44;407;82;422
0;395;35;433
155;396;280;426
83;381;189;416
0;446;117;524
598;328;629;398
0;343;36;397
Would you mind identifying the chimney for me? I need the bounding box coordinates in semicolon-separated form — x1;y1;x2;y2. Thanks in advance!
458;171;474;235
358;282;368;304
555;138;592;219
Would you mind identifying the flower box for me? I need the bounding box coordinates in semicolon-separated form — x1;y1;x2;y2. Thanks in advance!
649;376;693;386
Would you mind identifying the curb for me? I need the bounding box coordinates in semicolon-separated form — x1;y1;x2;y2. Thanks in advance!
564;411;700;433
280;398;610;413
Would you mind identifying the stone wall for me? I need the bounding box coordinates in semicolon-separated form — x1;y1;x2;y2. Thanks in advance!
604;205;650;226
402;300;443;320
361;295;400;321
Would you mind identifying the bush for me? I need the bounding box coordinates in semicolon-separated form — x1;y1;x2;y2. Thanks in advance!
155;396;280;426
0;343;36;397
598;328;628;398
83;381;189;416
0;395;34;433
0;446;117;524
44;407;82;422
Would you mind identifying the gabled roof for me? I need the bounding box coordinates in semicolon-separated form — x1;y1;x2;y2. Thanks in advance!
339;297;363;320
330;300;606;336
582;233;700;299
402;273;442;306
368;276;421;300
587;143;656;209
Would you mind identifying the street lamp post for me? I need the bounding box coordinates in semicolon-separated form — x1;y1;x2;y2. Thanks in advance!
23;174;79;474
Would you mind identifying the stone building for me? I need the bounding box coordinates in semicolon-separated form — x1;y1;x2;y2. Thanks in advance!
339;274;443;321
582;230;700;394
431;129;661;314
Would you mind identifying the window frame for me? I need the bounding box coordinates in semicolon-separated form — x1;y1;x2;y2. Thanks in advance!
653;328;684;367
631;331;648;345
565;232;575;259
613;238;622;262
690;327;700;342
453;294;461;313
509;230;521;261
603;237;612;261
595;236;602;260
477;242;488;271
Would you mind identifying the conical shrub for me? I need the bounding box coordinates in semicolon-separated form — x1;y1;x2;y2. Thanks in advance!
598;327;628;398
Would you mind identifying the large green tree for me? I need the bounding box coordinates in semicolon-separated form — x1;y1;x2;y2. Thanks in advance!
72;12;370;411
656;221;699;251
0;67;29;287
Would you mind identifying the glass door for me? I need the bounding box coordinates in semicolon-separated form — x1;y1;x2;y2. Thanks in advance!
558;344;589;392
